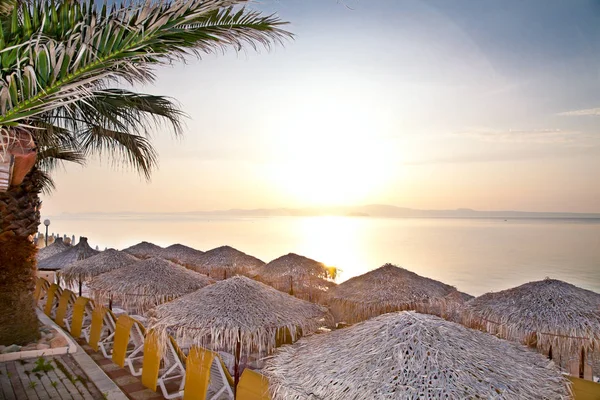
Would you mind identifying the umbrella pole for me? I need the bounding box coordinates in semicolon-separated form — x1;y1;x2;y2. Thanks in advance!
289;276;294;295
78;279;82;297
579;346;585;379
108;297;113;311
234;338;241;395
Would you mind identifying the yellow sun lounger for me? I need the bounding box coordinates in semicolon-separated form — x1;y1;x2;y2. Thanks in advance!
69;296;93;338
112;315;136;368
33;277;49;304
141;330;162;392
125;320;147;376
237;369;272;400
54;289;76;328
43;283;61;316
88;306;117;354
183;346;234;400
568;376;600;400
158;337;188;399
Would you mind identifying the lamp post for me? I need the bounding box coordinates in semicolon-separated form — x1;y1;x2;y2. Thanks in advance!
43;219;50;247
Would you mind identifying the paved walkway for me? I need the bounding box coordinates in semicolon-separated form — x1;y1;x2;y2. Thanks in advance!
79;341;166;400
0;355;105;400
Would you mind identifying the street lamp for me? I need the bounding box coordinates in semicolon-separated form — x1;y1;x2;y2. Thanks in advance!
43;219;50;247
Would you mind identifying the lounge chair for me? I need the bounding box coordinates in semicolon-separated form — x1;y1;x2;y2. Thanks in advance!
237;369;271;400
208;350;235;400
111;315;144;368
43;283;63;317
68;297;94;338
158;337;188;399
568;376;600;398
141;330;163;392
98;309;118;358
54;289;77;328
183;346;234;400
87;306;117;356
34;278;50;305
125;320;146;376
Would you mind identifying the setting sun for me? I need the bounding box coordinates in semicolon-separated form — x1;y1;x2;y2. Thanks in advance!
265;91;398;205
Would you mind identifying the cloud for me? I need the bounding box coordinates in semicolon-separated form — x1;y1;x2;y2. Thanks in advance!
557;108;600;116
454;128;585;144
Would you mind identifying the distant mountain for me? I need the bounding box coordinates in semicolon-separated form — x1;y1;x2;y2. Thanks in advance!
351;205;600;219
190;205;600;219
52;205;600;220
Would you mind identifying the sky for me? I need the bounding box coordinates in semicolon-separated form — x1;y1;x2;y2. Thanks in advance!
42;0;600;215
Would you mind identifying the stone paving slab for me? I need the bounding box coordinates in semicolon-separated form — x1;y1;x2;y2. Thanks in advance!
0;361;17;400
79;343;165;400
0;356;104;399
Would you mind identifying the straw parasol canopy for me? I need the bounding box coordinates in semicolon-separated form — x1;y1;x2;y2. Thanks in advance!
158;243;204;267
264;311;571;399
462;278;600;373
61;249;138;287
123;241;164;259
88;257;213;313
326;263;466;324
148;275;332;387
37;237;99;271
37;237;70;261
188;245;265;279
253;253;337;302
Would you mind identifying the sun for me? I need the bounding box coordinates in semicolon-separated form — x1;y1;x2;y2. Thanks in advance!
265;94;398;206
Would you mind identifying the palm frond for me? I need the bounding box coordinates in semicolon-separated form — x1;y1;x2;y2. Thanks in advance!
36;146;85;172
35;147;85;194
32;122;79;150
0;0;291;128
74;89;186;137
79;126;158;179
36;170;56;194
38;89;182;179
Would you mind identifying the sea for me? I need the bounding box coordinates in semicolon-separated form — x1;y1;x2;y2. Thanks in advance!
41;216;600;297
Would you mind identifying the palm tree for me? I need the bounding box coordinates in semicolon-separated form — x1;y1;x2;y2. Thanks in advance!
0;0;290;345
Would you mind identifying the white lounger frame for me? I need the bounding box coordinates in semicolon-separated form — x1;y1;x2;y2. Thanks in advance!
158;339;187;399
125;322;146;376
98;311;118;359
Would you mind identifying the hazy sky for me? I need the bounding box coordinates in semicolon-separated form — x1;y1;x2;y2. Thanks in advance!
42;0;600;215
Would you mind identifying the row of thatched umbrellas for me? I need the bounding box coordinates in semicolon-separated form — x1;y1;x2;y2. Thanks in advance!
36;238;599;397
40;238;339;302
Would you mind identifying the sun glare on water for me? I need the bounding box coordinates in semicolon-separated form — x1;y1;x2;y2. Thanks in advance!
295;216;372;282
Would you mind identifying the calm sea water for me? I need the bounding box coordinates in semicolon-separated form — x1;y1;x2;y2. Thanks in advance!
41;216;600;297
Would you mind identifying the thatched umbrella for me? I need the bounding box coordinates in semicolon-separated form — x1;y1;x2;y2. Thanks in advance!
253;253;337;302
61;249;139;296
326;263;465;324
88;257;213;313
189;245;265;280
462;278;600;379
264;311;571;399
37;237;70;261
158;243;204;267
148;275;332;389
123;241;164;259
37;237;99;271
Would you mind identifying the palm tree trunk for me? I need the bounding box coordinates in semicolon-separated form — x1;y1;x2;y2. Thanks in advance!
0;168;43;345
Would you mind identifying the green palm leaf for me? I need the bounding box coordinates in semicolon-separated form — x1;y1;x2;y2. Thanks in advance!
0;0;291;128
36;89;184;182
